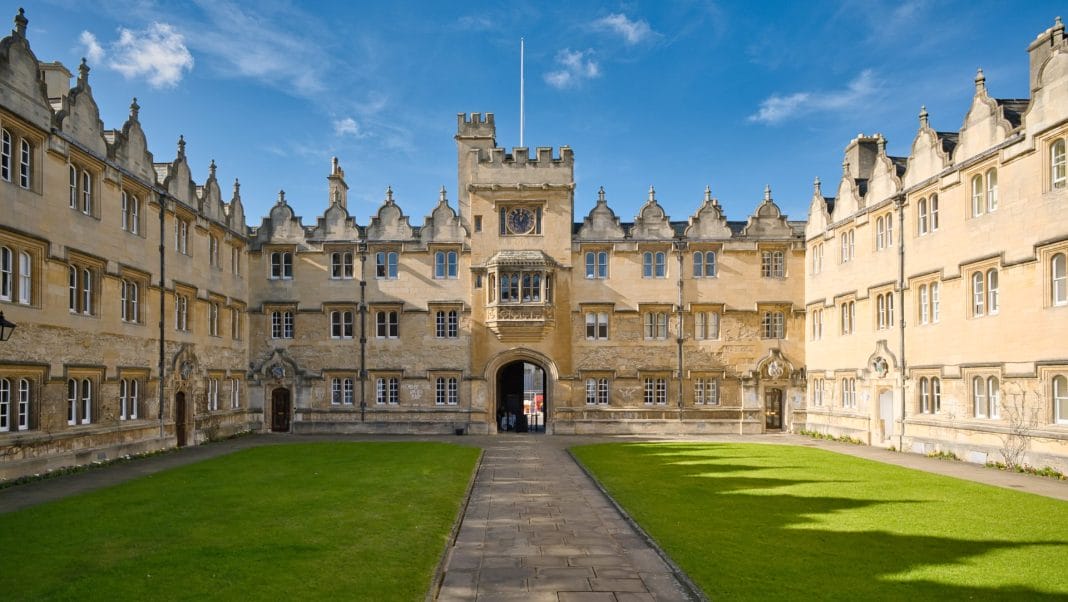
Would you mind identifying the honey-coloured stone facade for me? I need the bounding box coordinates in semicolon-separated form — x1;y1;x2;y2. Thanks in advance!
0;10;1066;478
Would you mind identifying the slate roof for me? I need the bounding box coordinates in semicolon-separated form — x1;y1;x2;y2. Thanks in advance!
936;132;959;156
995;98;1030;129
889;156;908;178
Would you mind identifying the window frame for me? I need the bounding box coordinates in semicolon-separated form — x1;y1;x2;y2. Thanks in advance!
270;309;295;339
375;309;399;339
375;376;400;405
1054;374;1068;424
643;311;669;340
269;251;293;280
330;309;354;339
585;250;609;279
693;250;717;278
1051;138;1066;190
762;249;786;277
762;310;785;339
1053;253;1067;307
375;251;399;280
643;376;668;405
585;311;610;340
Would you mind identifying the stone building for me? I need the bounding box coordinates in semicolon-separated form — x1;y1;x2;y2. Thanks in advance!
801;18;1068;470
0;10;1065;478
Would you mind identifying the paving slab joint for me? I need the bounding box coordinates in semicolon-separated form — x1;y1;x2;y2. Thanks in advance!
427;448;486;602
567;447;708;602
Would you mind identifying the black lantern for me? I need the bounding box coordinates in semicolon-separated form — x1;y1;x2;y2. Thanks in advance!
0;312;15;342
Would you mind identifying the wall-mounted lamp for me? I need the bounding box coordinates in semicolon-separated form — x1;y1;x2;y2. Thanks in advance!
0;312;16;342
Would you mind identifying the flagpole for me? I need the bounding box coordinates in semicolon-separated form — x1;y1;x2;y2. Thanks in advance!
520;37;525;148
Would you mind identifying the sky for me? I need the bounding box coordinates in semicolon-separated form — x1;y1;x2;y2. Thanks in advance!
14;1;1065;227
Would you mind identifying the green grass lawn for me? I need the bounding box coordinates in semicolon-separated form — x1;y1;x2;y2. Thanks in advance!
0;442;479;601
572;442;1068;600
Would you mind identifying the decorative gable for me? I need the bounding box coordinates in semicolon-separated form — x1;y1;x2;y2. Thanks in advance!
956;69;1018;163
742;186;794;238
255;190;307;245
0;10;52;130
683;186;731;240
903;107;953;189
110;98;156;183
56;60;107;156
805;178;832;240
420;187;466;244
576;187;625;240
630;187;674;240
367;187;415;241
310;197;359;241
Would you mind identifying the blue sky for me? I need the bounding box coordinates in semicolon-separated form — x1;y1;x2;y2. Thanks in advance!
18;1;1064;226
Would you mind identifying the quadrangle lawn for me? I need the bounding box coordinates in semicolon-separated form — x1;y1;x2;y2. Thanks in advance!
0;442;480;601
572;442;1068;601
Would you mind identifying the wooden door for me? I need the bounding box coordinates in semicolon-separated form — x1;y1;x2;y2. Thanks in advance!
764;389;783;430
271;388;291;432
175;392;187;447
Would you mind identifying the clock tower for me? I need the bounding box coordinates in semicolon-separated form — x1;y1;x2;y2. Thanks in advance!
455;112;576;432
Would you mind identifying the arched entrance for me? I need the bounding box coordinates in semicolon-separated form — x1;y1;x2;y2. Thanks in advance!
764;388;783;430
271;387;291;432
175;391;187;447
496;361;546;433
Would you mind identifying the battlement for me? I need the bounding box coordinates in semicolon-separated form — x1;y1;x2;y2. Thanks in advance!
457;112;496;138
482;146;574;167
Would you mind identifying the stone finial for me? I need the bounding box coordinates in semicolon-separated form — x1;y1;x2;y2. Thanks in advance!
233;178;241;199
842;159;850;176
764;184;772;202
13;7;27;37
704;185;712;203
975;67;986;93
876;133;886;153
1056;16;1064;29
129;97;140;119
209;159;217;179
597;186;606;203
385;185;394;204
648;186;656;203
78;57;90;85
177;134;186;157
439;185;447;204
919;105;929;128
277;189;285;205
813;176;822;196
331;156;339;175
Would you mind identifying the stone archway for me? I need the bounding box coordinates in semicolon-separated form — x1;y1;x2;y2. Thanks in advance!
484;349;560;434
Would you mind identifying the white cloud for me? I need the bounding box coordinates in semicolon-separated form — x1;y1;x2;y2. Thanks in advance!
456;15;495;31
79;31;105;64
594;13;655;45
333;117;361;137
191;0;330;95
108;23;194;88
544;49;600;89
749;70;878;124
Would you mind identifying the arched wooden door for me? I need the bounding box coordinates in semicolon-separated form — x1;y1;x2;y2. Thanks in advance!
175;391;187;447
271;388;291;432
764;388;783;431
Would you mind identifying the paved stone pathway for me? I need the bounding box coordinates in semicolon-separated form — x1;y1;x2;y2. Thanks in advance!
433;436;697;601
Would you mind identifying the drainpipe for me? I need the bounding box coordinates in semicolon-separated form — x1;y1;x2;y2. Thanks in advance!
157;193;167;441
675;240;685;421
897;195;907;451
359;241;367;422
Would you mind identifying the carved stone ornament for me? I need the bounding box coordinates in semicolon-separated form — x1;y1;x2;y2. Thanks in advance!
271;364;286;379
767;360;784;379
872;356;889;378
180;361;193;380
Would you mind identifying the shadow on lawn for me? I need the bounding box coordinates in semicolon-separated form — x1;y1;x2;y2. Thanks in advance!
588;443;1068;600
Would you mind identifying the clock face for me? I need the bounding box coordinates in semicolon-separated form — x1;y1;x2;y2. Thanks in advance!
507;207;535;234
